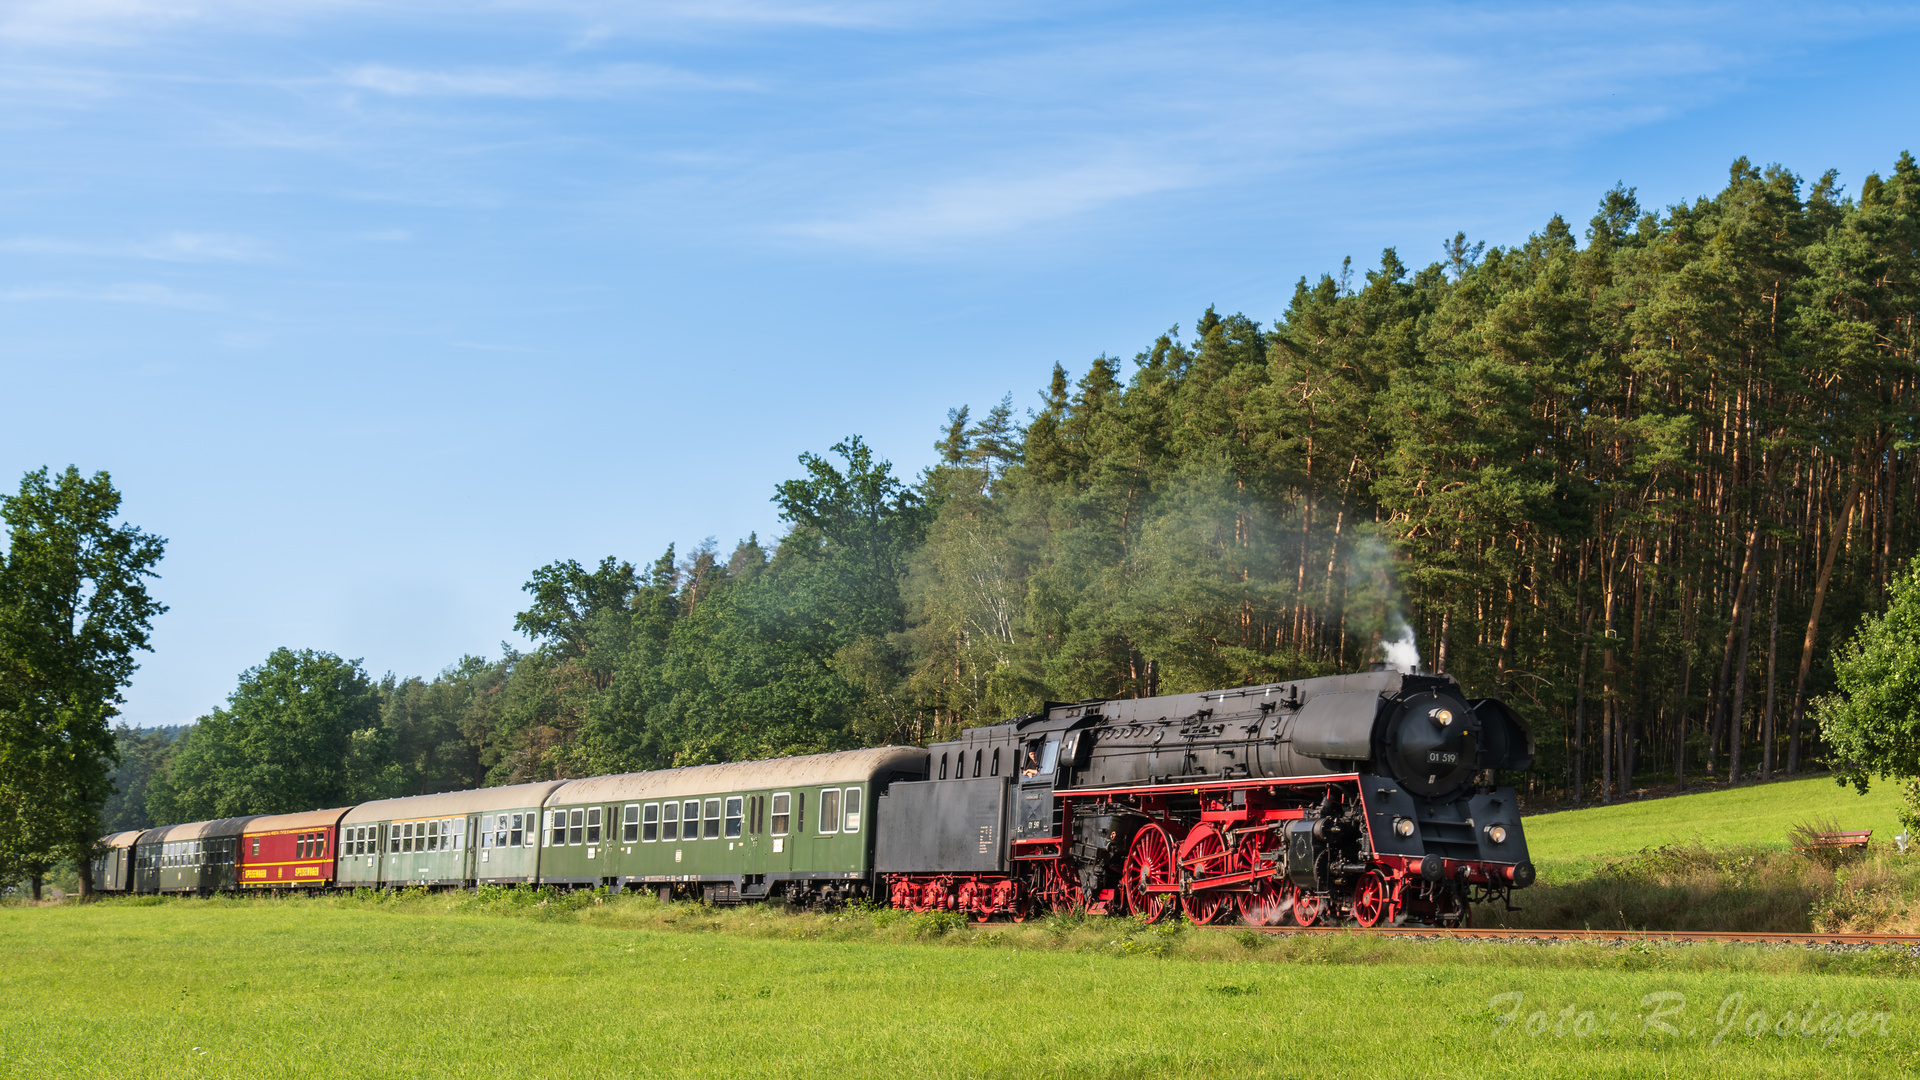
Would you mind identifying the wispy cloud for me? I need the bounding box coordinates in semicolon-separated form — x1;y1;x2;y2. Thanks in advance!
788;159;1195;247
0;232;272;262
0;282;222;308
337;62;756;98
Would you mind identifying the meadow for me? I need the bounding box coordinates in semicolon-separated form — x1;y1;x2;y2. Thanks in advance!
2;892;1915;1080
1470;776;1920;935
1521;775;1909;883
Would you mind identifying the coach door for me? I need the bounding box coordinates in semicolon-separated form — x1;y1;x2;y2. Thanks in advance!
743;793;767;879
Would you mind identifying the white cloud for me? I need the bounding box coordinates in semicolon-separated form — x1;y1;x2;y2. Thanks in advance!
0;282;221;308
0;232;271;262
787;159;1195;248
336;62;755;98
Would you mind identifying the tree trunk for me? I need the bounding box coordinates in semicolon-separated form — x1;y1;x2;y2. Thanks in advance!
77;857;95;901
1788;446;1882;774
30;873;43;902
1761;549;1783;780
1709;521;1764;780
1727;567;1759;786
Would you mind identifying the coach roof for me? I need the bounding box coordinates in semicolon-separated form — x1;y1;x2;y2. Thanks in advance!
340;780;568;825
158;816;262;841
547;746;926;805
244;807;351;834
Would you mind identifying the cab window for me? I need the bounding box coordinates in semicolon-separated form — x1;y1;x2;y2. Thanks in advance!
770;793;790;836
724;797;743;838
818;789;840;834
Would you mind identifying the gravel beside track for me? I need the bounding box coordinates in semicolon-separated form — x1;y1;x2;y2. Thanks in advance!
1216;924;1920;952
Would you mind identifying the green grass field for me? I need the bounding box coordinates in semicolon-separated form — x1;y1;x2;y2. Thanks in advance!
3;896;1914;1080
1523;775;1909;883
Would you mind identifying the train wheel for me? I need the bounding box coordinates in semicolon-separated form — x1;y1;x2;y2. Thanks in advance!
1121;823;1174;923
957;879;986;920
1352;872;1392;927
1045;862;1085;914
1233;833;1285;926
918;880;947;912
1178;823;1231;925
1238;878;1289;926
1292;890;1323;928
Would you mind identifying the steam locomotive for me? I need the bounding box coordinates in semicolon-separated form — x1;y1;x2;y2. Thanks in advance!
875;668;1536;926
96;669;1533;927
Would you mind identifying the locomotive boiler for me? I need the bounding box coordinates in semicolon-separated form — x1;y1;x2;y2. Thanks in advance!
874;669;1536;926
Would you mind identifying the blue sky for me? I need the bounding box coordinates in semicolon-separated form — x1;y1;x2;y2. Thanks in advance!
3;1;1917;727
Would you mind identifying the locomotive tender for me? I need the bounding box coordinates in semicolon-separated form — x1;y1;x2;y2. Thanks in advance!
94;670;1534;927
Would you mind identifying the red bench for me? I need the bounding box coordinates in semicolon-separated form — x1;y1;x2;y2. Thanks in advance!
1797;830;1871;852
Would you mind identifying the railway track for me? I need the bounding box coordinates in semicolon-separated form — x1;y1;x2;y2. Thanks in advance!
1214;924;1920;947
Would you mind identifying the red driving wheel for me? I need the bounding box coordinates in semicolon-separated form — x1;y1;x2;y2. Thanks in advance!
1178;823;1232;925
1121;823;1175;923
1292;889;1323;927
1235;834;1286;926
1352;872;1393;927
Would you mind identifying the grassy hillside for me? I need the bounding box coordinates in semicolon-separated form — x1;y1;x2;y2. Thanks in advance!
3;896;1913;1079
1523;775;1908;883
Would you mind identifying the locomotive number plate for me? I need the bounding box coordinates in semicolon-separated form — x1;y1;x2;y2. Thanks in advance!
1425;751;1459;765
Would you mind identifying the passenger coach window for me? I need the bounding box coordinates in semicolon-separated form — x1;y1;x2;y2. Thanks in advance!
480;816;492;849
844;788;862;833
683;801;700;840
251;838;260;856
819;789;840;834
770;794;790;836
568;809;584;845
510;813;524;847
390;827;401;854
549;812;565;847
724;797;743;838
447;820;460;851
586;807;602;845
642;804;659;842
703;799;721;839
662;802;679;841
623;804;639;844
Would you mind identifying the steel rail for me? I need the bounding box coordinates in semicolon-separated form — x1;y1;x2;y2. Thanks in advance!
1210;924;1920;946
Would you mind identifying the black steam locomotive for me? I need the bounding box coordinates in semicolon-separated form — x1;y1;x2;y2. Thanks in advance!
875;669;1535;926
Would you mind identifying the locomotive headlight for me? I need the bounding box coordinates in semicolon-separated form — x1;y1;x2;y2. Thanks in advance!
1430;708;1454;727
1393;817;1415;838
1485;824;1508;844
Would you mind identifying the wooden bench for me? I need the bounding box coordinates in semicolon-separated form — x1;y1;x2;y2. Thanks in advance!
1797;830;1872;852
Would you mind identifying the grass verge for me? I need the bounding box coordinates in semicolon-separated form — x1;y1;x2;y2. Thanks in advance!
3;893;1915;1079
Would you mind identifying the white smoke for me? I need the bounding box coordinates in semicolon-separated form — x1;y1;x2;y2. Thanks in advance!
1381;612;1422;674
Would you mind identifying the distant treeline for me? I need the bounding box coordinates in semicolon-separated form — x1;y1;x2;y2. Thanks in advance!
115;154;1920;829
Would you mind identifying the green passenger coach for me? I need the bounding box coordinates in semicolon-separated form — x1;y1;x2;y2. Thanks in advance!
542;747;926;904
337;781;567;889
